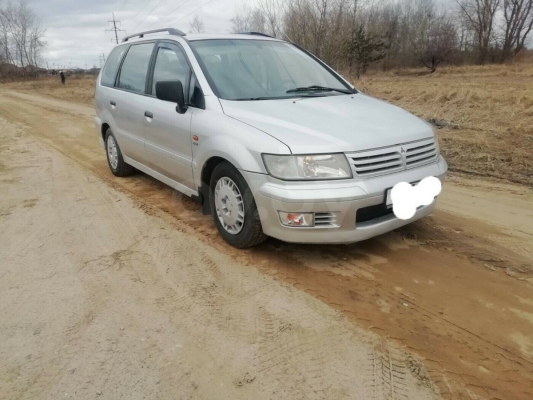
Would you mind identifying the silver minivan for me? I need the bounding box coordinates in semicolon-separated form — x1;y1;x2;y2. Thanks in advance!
94;28;448;248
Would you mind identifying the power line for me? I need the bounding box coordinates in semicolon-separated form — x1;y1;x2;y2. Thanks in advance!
167;0;215;27
119;0;130;12
144;0;192;30
106;13;126;44
131;0;165;33
129;0;155;22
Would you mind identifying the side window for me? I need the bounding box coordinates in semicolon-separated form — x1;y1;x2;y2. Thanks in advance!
118;43;154;94
152;46;191;97
101;46;126;87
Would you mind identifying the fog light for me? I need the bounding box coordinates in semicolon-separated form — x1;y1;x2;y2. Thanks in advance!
279;212;314;227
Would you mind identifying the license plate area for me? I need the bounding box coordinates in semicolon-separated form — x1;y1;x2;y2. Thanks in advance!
385;189;393;208
385;181;418;208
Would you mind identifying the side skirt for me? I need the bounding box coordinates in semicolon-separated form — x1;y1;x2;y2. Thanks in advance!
123;155;198;198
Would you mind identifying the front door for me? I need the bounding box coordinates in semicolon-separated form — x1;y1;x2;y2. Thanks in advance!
144;43;194;189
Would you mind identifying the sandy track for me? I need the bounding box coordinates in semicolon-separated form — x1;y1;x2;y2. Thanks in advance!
0;89;532;399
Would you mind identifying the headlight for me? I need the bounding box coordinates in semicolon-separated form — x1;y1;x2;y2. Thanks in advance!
262;154;352;180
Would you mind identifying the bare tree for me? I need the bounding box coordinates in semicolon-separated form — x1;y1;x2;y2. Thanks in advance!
231;4;267;33
284;0;349;62
456;0;500;64
229;0;530;73
500;0;533;60
284;0;314;48
0;0;45;70
408;0;457;73
257;0;285;37
374;2;404;70
0;1;14;64
189;14;205;34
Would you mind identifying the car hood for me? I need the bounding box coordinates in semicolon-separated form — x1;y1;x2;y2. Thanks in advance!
219;93;434;154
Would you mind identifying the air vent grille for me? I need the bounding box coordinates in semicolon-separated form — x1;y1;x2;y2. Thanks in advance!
314;212;339;227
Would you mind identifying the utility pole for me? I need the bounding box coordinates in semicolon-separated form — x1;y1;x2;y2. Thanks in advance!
106;13;125;44
99;53;106;68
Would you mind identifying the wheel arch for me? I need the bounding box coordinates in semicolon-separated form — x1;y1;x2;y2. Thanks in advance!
101;123;110;141
198;156;230;215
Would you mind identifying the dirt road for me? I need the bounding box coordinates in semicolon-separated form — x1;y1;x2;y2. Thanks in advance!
0;89;532;399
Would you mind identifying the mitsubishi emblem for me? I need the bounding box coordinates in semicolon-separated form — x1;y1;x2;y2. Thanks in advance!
400;147;407;169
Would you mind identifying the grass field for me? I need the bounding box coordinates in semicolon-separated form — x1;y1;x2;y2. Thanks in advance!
359;64;533;186
4;64;533;186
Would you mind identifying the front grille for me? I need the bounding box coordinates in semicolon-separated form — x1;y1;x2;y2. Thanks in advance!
348;151;403;176
346;138;438;178
314;212;339;227
405;140;438;168
356;204;394;223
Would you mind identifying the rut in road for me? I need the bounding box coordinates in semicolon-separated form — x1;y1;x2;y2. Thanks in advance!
0;90;532;399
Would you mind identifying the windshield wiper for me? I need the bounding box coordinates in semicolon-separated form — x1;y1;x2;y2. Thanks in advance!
235;97;277;101
286;85;353;94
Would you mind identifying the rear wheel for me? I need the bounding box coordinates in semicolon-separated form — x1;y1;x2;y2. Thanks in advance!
209;162;267;248
105;128;134;177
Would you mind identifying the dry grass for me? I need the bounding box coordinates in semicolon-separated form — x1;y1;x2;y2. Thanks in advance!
357;64;533;186
3;75;96;105
3;65;533;185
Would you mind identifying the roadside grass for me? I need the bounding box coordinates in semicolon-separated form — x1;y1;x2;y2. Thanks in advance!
3;64;532;185
3;75;96;105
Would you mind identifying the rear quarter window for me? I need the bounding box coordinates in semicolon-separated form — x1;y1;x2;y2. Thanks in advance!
101;46;127;87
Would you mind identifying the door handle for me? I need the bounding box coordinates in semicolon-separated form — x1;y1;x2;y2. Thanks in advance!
110;101;116;106
144;111;153;119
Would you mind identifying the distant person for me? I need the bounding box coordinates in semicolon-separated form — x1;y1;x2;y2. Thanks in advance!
60;70;65;84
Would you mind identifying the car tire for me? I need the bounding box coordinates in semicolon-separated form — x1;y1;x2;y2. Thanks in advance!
209;162;267;248
105;128;135;177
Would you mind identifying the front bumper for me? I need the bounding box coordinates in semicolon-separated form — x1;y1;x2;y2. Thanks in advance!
242;156;448;244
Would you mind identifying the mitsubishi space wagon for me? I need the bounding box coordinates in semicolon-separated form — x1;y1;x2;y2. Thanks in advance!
94;28;448;248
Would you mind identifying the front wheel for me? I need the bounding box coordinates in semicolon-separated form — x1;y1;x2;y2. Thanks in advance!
209;162;267;248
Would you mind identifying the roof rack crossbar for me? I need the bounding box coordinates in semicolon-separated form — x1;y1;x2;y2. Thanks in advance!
238;32;274;38
122;28;186;43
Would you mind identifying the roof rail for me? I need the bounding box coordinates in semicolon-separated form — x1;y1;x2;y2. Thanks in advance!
122;28;186;43
238;32;274;38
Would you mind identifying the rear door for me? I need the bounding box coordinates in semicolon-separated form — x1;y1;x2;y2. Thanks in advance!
143;42;194;189
96;45;127;141
113;42;155;164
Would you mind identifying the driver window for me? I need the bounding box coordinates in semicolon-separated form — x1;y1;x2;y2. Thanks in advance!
152;46;191;97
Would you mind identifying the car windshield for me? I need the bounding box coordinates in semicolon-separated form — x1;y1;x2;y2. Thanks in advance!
189;39;353;100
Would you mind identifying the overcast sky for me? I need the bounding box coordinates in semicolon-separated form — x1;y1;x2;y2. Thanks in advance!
29;0;248;69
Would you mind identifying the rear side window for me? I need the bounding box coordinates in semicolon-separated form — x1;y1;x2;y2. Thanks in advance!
101;46;127;87
118;43;154;94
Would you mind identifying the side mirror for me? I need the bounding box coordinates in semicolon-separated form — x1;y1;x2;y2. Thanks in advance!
155;80;188;114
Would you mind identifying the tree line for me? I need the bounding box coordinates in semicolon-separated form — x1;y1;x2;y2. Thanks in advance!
0;0;45;74
231;0;533;76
